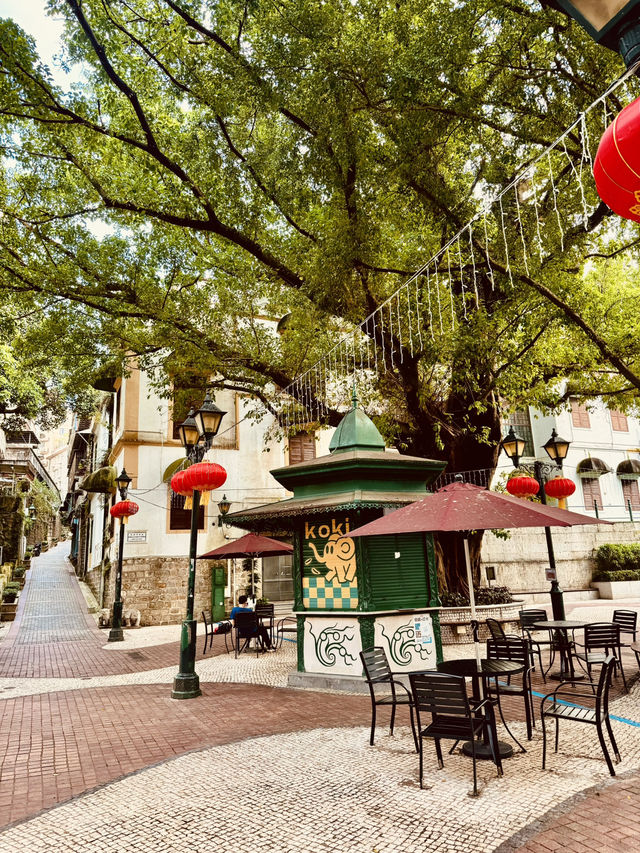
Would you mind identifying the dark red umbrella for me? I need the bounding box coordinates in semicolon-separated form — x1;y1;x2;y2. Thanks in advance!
349;481;608;670
199;533;293;560
348;481;606;537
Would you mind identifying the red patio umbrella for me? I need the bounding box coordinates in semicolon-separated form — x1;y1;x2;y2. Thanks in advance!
199;533;293;598
199;533;293;560
349;481;608;669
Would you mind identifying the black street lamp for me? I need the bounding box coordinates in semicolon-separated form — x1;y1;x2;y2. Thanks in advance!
500;426;572;620
172;392;226;700
540;1;640;68
217;494;231;528
108;468;132;643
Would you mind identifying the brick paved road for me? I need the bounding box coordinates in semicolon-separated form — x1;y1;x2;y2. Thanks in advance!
0;543;639;851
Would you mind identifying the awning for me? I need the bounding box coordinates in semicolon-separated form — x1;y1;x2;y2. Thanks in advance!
79;466;117;494
576;457;611;478
163;458;188;483
617;459;640;480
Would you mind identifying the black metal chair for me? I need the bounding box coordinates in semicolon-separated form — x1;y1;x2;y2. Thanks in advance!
574;622;627;691
233;611;261;658
409;670;503;797
540;655;621;776
359;647;418;752
485;636;534;749
276;616;297;648
486;618;507;640
201;609;215;654
519;608;553;681
613;609;638;644
255;603;275;647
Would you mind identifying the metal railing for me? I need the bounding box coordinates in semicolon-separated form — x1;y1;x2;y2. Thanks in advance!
2;447;61;499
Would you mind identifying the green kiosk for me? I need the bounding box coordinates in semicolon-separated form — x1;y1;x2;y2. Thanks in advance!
226;397;446;689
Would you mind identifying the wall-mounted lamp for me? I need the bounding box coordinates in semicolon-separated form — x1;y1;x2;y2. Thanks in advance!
217;495;231;527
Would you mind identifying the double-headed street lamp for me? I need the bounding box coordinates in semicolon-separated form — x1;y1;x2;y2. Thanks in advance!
172;392;226;700
500;426;572;620
108;468;134;643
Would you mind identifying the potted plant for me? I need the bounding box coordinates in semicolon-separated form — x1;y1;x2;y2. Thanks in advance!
1;582;21;621
12;567;26;589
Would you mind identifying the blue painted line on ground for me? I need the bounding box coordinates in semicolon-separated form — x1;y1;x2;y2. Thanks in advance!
529;686;640;727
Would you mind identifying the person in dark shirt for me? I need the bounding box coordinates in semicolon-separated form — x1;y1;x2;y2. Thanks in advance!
230;595;273;651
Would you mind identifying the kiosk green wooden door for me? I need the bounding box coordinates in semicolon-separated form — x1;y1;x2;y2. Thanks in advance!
211;566;226;620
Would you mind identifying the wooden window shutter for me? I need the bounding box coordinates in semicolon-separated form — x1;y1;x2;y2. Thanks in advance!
610;410;629;432
570;399;590;429
288;432;316;465
581;478;602;511
622;479;640;511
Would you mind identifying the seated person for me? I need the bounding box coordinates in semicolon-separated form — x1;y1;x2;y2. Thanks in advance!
230;595;273;651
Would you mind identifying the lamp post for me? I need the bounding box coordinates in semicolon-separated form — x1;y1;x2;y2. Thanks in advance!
108;468;132;642
500;426;572;620
540;1;640;67
172;392;226;700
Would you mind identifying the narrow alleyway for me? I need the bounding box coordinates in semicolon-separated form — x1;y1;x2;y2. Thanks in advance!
0;543;638;852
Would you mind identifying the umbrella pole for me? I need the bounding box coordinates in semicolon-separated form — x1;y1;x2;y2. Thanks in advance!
463;536;483;676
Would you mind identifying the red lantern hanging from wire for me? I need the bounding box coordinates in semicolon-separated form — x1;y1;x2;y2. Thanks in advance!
593;96;640;224
170;468;195;510
181;462;227;506
506;475;540;499
110;500;139;525
544;476;576;510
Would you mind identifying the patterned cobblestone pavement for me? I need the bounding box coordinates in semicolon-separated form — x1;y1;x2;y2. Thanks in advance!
0;544;639;852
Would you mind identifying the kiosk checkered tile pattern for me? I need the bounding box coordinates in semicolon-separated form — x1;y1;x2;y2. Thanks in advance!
302;576;358;609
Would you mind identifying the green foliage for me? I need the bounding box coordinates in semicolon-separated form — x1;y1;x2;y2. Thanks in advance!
440;586;514;607
593;569;640;582
1;0;640;593
593;544;640;579
2;581;20;602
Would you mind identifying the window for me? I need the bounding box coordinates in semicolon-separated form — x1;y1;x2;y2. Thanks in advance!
506;410;534;458
169;489;205;531
581;478;602;511
288;432;316;464
570;399;590;429
171;384;238;449
621;479;640;511
610;410;629;432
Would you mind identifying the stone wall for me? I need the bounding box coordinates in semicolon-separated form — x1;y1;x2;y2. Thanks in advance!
94;556;215;626
481;521;640;594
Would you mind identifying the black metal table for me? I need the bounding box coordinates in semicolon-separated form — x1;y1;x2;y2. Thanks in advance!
533;620;585;682
436;658;525;759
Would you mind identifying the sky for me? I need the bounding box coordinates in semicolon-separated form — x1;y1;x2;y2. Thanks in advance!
0;0;82;85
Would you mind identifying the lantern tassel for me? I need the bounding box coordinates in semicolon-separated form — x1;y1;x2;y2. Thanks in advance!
200;491;210;506
123;516;128;525
185;497;192;510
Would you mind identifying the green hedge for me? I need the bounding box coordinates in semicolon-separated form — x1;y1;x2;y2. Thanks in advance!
593;544;640;581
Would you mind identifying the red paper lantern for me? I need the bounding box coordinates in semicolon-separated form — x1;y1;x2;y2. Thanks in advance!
506;476;539;498
544;477;576;500
110;500;139;525
594;97;640;224
170;467;195;510
182;462;227;505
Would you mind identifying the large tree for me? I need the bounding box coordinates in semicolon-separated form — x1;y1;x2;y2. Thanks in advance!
1;0;639;590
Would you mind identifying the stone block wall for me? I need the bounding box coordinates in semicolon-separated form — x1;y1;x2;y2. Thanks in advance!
481;521;640;593
102;556;213;626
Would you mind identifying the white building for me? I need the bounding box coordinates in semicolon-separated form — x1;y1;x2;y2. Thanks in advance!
499;398;640;521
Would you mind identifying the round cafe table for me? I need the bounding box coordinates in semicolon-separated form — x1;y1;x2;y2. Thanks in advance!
532;620;586;682
436;658;525;759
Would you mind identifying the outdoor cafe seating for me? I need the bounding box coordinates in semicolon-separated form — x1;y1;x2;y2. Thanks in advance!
409;670;503;797
540;655;621;777
573;622;628;692
359;647;418;752
485;636;535;748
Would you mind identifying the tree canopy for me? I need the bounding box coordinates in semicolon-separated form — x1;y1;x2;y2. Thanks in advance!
1;0;640;588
